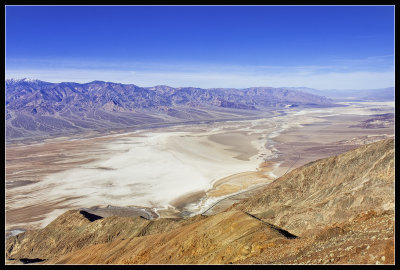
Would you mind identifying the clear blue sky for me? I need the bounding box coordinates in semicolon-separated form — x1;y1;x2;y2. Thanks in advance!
5;5;394;89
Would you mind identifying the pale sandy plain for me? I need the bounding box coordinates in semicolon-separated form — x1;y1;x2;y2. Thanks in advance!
5;101;394;236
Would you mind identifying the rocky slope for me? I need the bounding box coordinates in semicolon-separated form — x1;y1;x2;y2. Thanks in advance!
5;78;333;141
232;137;395;236
5;138;394;264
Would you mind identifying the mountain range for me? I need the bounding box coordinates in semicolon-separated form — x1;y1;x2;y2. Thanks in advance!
286;86;394;101
5;78;334;141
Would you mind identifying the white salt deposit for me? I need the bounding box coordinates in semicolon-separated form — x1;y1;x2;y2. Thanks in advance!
8;127;267;228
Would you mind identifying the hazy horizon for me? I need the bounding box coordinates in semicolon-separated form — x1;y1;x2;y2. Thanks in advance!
4;76;394;92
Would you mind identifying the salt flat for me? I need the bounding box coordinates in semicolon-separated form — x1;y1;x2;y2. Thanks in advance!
5;101;394;234
6;119;276;231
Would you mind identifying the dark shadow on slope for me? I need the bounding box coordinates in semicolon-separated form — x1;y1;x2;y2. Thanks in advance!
244;212;298;239
79;210;103;222
19;258;46;264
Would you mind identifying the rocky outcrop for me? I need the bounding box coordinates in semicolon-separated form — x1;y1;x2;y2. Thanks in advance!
5;139;394;264
6;209;207;263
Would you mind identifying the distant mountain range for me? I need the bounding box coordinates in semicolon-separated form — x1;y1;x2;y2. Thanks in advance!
5;78;336;141
286;86;394;101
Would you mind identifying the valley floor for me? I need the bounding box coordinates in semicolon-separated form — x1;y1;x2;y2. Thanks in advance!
5;101;394;237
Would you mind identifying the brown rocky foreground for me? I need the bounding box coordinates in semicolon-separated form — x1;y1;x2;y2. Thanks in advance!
6;138;394;264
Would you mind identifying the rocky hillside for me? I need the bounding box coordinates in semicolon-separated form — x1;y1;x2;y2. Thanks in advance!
5;138;394;264
232;137;395;236
5;78;333;140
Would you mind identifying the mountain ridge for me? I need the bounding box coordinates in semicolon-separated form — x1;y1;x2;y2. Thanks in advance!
5;79;335;141
286;86;395;101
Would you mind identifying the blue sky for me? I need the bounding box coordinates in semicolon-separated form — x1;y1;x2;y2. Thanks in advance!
5;5;394;89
